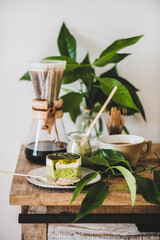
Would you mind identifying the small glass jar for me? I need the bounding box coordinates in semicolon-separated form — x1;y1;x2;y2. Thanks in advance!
76;109;103;151
67;132;91;157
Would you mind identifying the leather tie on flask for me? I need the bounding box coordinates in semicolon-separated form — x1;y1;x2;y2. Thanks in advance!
32;99;64;148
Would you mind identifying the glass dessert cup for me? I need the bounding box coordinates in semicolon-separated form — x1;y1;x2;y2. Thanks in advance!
76;109;102;151
67;132;91;157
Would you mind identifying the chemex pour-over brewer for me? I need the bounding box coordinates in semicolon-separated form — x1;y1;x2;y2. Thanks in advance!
24;60;67;165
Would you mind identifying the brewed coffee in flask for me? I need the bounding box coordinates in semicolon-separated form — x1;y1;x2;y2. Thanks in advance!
24;60;67;165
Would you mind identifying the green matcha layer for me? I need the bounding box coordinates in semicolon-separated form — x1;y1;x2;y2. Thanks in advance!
46;153;81;180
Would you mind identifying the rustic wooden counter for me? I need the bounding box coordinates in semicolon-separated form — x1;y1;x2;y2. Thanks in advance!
10;144;160;240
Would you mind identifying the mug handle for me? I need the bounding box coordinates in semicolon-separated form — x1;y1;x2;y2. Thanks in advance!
139;139;152;159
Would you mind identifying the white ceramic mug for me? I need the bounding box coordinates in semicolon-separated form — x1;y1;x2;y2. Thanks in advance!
97;134;152;167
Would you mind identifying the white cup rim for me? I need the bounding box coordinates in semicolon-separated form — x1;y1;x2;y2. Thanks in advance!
97;134;145;146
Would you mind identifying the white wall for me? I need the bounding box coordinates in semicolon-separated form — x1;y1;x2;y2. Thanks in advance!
0;0;160;239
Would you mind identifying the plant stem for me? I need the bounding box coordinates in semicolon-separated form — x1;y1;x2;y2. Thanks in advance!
109;163;160;177
80;81;83;94
132;163;160;175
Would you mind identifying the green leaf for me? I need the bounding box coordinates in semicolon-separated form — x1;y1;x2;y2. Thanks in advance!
100;66;146;120
153;170;160;192
84;155;115;173
93;53;130;67
74;180;109;222
128;88;146;121
20;71;31;81
95;76;139;111
84;86;99;110
136;176;160;204
92;105;102;112
87;155;110;167
93;83;108;107
44;56;79;72
69;105;81;123
98;117;103;136
81;156;93;166
94;149;132;171
114;166;136;206
62;71;79;84
100;66;138;91
61;92;83;112
62;88;73;93
93;35;143;67
94;149;124;161
70;172;98;205
100;35;143;57
58;23;76;60
74;53;94;91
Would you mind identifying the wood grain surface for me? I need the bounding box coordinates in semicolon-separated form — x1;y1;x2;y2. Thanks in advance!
21;224;47;240
48;223;160;240
20;206;160;240
10;144;160;215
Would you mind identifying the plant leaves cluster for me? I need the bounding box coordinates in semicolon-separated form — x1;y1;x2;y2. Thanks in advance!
20;23;146;127
70;149;160;222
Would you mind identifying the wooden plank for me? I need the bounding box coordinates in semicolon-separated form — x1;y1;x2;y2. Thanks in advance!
21;206;47;214
48;223;160;240
21;206;47;240
10;145;160;215
21;224;47;240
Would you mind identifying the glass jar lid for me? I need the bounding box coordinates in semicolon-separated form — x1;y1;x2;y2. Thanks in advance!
67;131;89;141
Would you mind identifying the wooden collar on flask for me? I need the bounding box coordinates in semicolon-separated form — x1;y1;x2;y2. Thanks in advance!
32;99;63;120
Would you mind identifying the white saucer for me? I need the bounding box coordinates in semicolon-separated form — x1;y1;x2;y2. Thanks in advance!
27;167;101;189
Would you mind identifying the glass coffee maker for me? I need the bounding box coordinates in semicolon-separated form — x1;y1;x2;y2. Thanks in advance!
24;60;67;165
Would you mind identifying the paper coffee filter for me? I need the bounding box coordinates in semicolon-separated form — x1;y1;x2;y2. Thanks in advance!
29;60;66;107
28;60;66;71
41;60;66;72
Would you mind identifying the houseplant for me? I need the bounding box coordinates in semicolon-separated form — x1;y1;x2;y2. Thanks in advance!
20;23;146;137
19;24;160;221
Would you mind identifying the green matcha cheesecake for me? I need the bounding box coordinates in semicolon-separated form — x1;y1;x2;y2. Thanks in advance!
46;153;81;181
